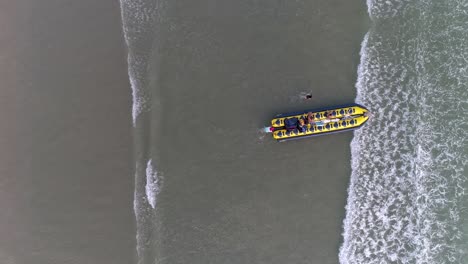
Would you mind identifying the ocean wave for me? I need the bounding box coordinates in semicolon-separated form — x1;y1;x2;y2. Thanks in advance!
340;1;468;263
119;1;162;263
366;0;412;20
145;159;162;209
133;159;162;264
119;0;159;125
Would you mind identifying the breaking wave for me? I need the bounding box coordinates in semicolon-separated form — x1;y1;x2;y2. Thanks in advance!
145;159;162;209
119;0;159;125
119;1;164;263
340;1;468;263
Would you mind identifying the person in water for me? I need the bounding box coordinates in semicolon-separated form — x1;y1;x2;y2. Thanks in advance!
304;94;313;100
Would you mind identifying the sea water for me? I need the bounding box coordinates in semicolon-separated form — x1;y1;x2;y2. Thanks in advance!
340;1;468;263
119;0;467;263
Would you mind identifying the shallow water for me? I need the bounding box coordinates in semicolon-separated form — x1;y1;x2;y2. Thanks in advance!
120;0;368;263
119;0;468;263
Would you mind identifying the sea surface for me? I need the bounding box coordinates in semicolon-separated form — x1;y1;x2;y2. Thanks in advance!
5;1;135;263
120;0;468;264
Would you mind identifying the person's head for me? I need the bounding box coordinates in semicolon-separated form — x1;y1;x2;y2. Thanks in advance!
299;119;305;126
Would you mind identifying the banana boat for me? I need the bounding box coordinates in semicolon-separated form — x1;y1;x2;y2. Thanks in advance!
265;104;370;142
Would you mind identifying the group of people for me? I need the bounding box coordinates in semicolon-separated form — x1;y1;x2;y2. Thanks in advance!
296;112;320;132
290;92;372;132
296;110;354;132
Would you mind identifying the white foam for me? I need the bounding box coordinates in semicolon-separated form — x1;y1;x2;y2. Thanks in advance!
366;0;412;19
128;55;148;126
145;159;162;209
119;0;158;126
119;2;161;262
340;1;468;262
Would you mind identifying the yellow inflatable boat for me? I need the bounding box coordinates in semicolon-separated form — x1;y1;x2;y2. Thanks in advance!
265;104;370;142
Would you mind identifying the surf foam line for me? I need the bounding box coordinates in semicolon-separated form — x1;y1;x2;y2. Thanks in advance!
119;1;163;263
340;1;468;263
119;0;159;126
145;159;162;209
133;159;161;264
